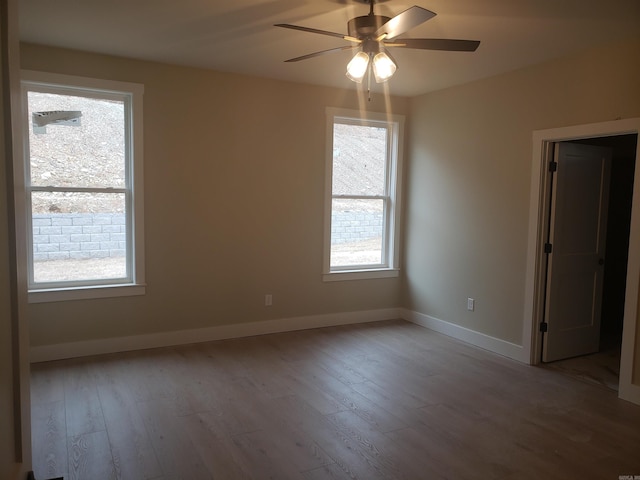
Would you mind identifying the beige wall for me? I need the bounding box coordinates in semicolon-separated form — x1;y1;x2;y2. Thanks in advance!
2;0;30;477
404;37;640;350
20;43;410;347
0;46;20;480
19;37;640;385
636;278;640;385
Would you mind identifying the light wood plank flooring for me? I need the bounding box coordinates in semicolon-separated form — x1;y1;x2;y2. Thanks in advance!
543;346;621;392
30;320;640;480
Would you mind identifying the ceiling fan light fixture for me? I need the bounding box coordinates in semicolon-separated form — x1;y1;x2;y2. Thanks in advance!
277;1;480;89
346;51;370;83
372;51;397;83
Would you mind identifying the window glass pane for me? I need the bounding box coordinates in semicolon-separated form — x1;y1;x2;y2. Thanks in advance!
27;91;125;188
331;198;384;267
332;123;387;196
32;192;127;283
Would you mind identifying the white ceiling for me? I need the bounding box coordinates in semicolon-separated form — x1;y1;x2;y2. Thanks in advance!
19;0;640;97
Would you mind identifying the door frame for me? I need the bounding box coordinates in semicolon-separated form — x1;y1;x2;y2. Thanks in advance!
522;118;640;405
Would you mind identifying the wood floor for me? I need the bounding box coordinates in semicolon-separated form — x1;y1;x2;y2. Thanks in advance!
543;346;621;392
30;320;640;480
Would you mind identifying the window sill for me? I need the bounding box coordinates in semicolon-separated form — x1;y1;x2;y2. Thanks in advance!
28;283;146;304
323;269;399;282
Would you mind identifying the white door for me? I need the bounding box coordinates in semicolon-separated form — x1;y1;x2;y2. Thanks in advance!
542;142;612;362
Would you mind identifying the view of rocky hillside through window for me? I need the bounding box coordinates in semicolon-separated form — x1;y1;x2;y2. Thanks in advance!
28;91;128;282
331;123;387;267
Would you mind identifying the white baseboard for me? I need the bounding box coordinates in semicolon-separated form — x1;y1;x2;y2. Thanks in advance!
400;308;527;363
30;307;529;364
30;308;402;363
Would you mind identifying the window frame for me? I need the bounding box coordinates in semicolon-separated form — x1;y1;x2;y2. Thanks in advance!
19;70;145;303
323;107;404;281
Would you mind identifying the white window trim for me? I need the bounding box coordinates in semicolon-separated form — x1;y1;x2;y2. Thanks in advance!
19;70;146;303
323;107;404;281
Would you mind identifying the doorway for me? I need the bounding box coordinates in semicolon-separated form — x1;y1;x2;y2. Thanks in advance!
523;118;640;405
542;135;636;390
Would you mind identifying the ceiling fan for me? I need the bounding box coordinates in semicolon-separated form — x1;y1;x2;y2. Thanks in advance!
275;0;480;85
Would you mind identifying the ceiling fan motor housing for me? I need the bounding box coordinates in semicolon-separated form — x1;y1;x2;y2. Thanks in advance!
347;15;391;39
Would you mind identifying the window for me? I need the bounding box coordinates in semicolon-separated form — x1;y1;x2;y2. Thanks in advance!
20;71;145;302
324;108;404;281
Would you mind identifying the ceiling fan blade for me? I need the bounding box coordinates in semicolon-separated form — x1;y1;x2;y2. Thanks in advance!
375;6;436;40
386;38;480;52
275;24;360;43
284;45;358;62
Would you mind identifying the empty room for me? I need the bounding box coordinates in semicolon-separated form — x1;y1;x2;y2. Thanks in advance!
2;0;640;479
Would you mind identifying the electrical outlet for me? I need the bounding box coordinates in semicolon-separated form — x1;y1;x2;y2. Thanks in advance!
467;297;475;311
265;294;273;307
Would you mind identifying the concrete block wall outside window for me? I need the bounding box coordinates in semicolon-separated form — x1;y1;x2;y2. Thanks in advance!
32;213;126;261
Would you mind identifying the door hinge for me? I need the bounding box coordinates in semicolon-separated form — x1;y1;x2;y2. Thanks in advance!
544;243;552;254
549;161;557;172
539;322;548;333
